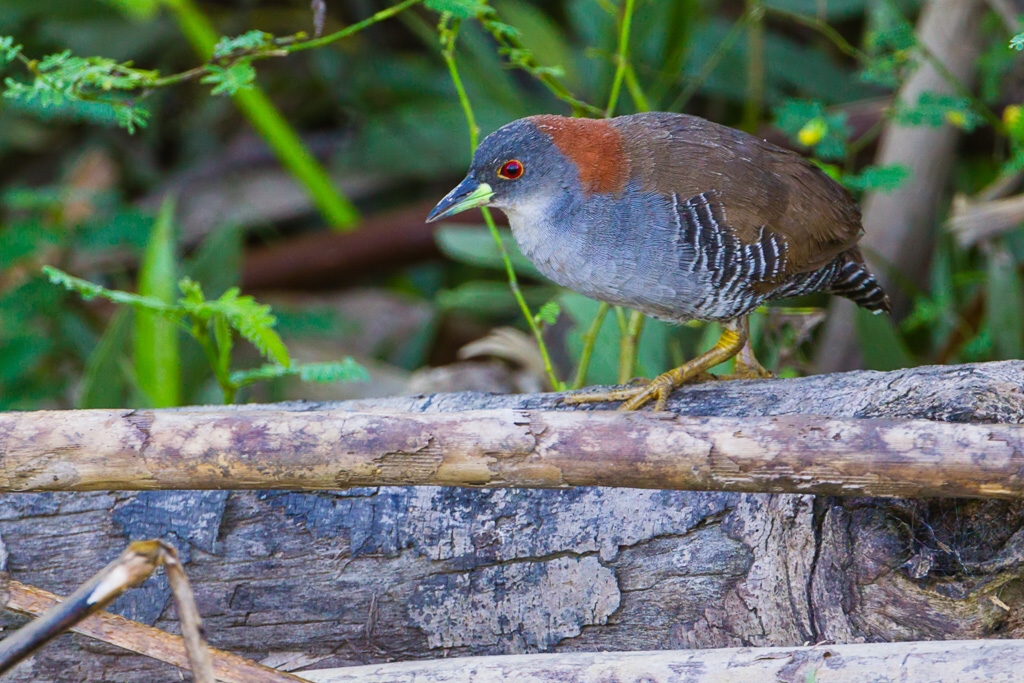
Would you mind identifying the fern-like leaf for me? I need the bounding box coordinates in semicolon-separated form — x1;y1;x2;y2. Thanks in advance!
43;265;182;319
183;287;290;366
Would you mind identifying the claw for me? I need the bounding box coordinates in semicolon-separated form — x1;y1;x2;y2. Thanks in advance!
561;320;750;411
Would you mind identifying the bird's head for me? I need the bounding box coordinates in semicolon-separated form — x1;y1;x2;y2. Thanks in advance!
426;115;628;223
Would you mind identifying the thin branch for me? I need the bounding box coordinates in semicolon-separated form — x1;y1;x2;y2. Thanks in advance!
4;580;305;683
0;541;214;683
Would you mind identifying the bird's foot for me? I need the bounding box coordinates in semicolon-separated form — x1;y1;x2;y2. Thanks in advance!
563;321;747;411
721;358;774;380
563;371;714;411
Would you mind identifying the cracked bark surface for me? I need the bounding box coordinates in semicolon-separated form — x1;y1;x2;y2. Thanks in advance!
1;362;1024;680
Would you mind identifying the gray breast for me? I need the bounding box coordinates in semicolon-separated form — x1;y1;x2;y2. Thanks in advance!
504;184;779;322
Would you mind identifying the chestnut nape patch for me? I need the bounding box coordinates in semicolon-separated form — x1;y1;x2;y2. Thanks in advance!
529;115;629;196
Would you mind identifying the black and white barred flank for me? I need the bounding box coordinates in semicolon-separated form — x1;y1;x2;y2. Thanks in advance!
671;191;791;318
672;191;890;318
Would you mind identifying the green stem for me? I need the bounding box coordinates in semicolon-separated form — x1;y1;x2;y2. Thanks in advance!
670;6;757;112
764;7;866;61
572;302;610;389
617;310;645;383
742;0;764;134
288;0;421;52
190;318;236;404
605;0;636;117
624;65;650;112
439;16;563;390
614;306;628;334
479;12;603;117
163;0;360;230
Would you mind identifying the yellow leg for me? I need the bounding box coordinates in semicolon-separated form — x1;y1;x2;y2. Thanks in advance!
726;317;773;380
564;320;748;411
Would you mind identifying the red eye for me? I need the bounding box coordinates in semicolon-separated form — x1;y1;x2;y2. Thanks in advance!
498;160;524;180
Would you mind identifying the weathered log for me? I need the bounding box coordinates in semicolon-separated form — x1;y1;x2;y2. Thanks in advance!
301;640;1024;683
3;406;1024;499
0;362;1023;681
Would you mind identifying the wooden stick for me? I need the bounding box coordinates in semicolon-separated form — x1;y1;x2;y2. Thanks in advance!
2;403;1024;498
298;640;1024;683
4;580;306;683
0;541;214;681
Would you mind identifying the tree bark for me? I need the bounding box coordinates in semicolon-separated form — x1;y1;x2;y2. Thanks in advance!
1;361;1023;681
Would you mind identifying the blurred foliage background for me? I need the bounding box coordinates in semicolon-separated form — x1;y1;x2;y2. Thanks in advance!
1;0;1022;410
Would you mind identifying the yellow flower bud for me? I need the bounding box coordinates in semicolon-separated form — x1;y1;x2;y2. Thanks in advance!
1004;105;1022;127
944;110;968;129
797;118;827;147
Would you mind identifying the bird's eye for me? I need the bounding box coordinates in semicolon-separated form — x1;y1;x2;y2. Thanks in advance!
498;160;524;180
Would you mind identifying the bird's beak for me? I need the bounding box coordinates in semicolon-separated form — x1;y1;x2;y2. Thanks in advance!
426;177;495;223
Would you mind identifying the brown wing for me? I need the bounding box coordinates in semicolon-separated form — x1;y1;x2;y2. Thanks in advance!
611;112;864;278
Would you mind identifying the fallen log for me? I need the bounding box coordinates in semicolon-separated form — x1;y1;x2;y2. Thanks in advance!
1;362;1023;681
300;640;1024;683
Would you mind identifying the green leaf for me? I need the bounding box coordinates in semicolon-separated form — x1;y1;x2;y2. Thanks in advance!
434;225;545;280
534;300;561;326
854;307;915;371
773;99;850;161
201;62;257;96
298;359;369;383
424;0;487;18
134;198;181;407
114;104;150;134
182;286;290;366
79;309;132;409
100;0;161;20
492;0;578;87
437;281;556;317
986;247;1024;360
1;44;155;133
213;30;274;58
229;359;368;388
894;93;983;131
842;164;910;193
0;37;22;65
560;292;620;386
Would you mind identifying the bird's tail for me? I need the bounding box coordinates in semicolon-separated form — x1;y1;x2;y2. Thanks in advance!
829;249;890;314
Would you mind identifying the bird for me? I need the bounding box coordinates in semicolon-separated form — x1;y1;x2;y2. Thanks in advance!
426;112;890;410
